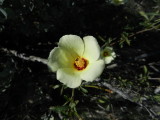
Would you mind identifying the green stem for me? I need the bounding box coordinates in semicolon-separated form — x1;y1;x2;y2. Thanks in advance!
71;89;75;99
74;111;83;120
110;24;160;46
83;85;113;93
63;89;75;106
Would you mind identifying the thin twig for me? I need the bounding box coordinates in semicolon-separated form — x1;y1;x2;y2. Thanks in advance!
102;83;133;101
0;47;48;65
102;82;159;119
128;27;156;37
110;25;159;46
84;85;113;93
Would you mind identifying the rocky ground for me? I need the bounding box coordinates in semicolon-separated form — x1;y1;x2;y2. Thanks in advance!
0;0;160;120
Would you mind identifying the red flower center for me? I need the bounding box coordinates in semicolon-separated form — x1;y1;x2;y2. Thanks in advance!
103;51;109;57
74;57;88;70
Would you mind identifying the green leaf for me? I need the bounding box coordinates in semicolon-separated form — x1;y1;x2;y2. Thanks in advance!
148;10;160;21
98;99;106;104
143;65;148;75
69;100;79;108
108;37;113;44
49;106;69;113
52;84;60;89
69;102;76;108
153;95;160;102
80;87;88;94
139;11;149;20
0;8;7;22
63;95;70;101
126;38;130;46
119;32;130;47
111;0;124;5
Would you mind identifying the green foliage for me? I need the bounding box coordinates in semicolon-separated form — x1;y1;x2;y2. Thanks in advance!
137;66;150;87
139;10;160;30
153;94;160;103
49;106;69;114
79;86;88;94
109;5;160;48
117;76;133;88
49;89;81;119
111;0;125;5
0;0;160;120
119;32;131;48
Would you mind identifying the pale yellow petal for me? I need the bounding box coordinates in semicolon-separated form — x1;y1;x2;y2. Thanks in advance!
80;60;105;82
83;36;100;62
58;35;84;58
104;56;114;64
101;46;116;64
57;68;82;88
48;47;74;72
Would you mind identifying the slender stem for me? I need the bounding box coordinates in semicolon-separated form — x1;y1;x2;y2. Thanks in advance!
63;89;75;106
83;85;113;93
62;100;69;106
128;27;156;37
74;111;83;120
71;89;75;99
110;24;160;46
71;89;83;120
98;35;106;42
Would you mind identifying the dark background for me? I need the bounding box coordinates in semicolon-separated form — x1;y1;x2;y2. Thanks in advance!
0;0;160;120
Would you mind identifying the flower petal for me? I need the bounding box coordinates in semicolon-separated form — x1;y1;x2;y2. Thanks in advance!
58;35;84;58
48;47;74;72
81;60;105;82
104;56;114;64
57;68;82;88
101;46;116;64
83;36;100;62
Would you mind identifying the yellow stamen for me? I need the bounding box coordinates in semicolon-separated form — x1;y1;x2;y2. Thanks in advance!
74;57;88;70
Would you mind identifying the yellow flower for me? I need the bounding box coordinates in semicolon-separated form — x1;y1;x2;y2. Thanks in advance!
101;46;116;64
48;35;105;88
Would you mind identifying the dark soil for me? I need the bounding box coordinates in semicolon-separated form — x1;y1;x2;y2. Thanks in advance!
0;0;160;120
